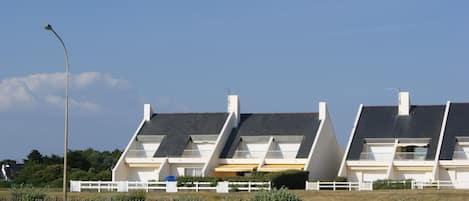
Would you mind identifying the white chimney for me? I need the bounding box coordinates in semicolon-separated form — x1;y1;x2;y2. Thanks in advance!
228;95;240;127
144;104;153;121
319;102;327;121
398;91;410;116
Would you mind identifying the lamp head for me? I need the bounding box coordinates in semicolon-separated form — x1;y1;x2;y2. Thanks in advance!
44;24;53;31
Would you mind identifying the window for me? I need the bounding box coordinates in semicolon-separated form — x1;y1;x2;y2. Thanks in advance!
184;168;202;176
395;138;430;161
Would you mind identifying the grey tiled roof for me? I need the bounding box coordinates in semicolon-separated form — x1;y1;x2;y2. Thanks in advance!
440;103;469;160
346;105;446;160
219;113;321;159
138;113;228;157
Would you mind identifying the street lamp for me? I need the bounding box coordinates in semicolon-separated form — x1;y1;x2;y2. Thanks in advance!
44;24;69;201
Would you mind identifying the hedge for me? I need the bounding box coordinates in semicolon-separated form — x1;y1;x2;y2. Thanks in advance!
223;171;308;190
268;171;309;189
176;171;308;189
176;176;219;187
373;179;412;189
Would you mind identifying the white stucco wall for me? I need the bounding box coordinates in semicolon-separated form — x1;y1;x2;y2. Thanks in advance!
440;168;469;189
203;113;235;176
393;171;432;182
128;167;158;181
305;105;343;180
362;170;387;182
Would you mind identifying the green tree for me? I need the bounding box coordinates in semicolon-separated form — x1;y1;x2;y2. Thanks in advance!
26;150;43;164
12;148;122;187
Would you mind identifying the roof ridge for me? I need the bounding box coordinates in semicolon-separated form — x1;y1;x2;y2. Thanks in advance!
154;112;227;114
364;104;445;107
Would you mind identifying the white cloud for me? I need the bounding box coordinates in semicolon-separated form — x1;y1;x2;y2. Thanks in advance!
44;95;100;111
73;72;129;89
0;72;129;111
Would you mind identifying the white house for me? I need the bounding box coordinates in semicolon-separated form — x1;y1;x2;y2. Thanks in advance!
112;95;343;181
338;92;469;188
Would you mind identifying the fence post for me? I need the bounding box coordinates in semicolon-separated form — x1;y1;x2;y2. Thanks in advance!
333;181;336;191
196;182;199;192
248;181;252;192
318;181;320;191
98;181;101;193
349;182;352;191
437;180;440;190
268;181;271;190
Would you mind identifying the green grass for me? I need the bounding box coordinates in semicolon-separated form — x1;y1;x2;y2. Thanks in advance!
1;189;469;201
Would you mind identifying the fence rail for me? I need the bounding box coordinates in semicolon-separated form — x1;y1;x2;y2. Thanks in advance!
229;181;271;192
306;180;469;191
305;181;373;191
70;181;270;193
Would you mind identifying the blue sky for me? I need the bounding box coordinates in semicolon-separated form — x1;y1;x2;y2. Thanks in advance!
1;1;469;161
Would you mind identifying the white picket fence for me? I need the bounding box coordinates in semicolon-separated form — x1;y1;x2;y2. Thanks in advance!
412;180;469;189
305;181;373;191
70;181;271;193
228;181;272;192
306;180;469;191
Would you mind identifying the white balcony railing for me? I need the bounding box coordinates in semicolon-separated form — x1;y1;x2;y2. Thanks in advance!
126;149;157;158
394;152;427;161
265;150;298;159
181;149;213;158
452;151;469;160
359;152;393;161
232;150;266;159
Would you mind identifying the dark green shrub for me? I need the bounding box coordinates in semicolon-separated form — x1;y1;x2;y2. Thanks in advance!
249;187;302;201
268;171;309;189
10;186;47;201
373;179;412;189
176;176;219;187
0;180;11;188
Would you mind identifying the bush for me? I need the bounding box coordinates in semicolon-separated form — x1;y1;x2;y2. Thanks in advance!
373;179;412;189
176;176;219;187
110;191;146;201
249;187;302;201
268;171;309;189
10;186;47;201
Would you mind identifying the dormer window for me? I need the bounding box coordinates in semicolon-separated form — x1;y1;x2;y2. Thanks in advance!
181;135;217;158
453;137;469;160
359;138;394;161
265;136;303;159
127;135;165;158
233;136;270;158
394;138;430;161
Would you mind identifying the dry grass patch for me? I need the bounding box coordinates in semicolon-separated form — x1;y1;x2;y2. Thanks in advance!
2;189;469;201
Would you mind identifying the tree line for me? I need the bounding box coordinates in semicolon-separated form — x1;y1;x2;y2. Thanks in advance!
1;148;121;188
